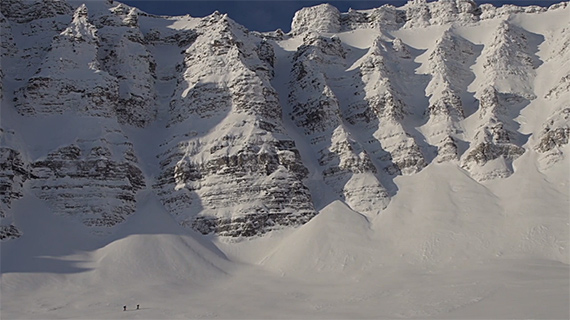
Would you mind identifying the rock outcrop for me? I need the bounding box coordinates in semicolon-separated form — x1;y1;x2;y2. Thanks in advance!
96;5;158;127
0;144;30;240
534;26;570;168
0;0;73;24
461;21;541;181
422;30;477;162
353;36;427;175
291;4;341;35
288;33;390;217
31;136;145;227
15;5;118;117
3;3;148;233
155;13;317;236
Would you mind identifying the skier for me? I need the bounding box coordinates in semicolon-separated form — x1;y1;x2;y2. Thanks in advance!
123;306;126;311
137;304;140;310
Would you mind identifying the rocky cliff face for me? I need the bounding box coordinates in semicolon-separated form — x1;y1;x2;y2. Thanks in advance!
0;133;30;239
534;25;570;169
352;36;427;176
14;4;117;117
1;0;569;239
288;33;390;218
30;137;145;227
2;2;148;234
154;13;317;236
423;30;477;163
96;5;158;127
460;21;541;181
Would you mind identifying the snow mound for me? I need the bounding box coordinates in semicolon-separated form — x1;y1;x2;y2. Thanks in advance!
260;200;374;276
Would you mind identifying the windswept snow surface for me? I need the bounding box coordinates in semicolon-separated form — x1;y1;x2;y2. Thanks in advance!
1;0;569;319
2;176;568;319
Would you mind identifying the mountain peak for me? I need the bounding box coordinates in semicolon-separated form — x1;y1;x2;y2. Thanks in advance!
62;4;98;43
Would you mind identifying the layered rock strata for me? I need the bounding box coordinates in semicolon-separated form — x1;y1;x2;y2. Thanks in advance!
155;14;317;236
288;33;390;217
422;30;478;162
461;21;541;181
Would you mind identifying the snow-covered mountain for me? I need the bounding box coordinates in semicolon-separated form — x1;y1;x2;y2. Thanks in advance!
1;0;568;240
1;0;569;318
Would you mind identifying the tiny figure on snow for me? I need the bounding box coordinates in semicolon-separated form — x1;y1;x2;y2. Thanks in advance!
123;306;126;311
137;304;140;310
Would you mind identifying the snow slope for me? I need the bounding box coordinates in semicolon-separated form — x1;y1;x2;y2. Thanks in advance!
1;0;569;318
